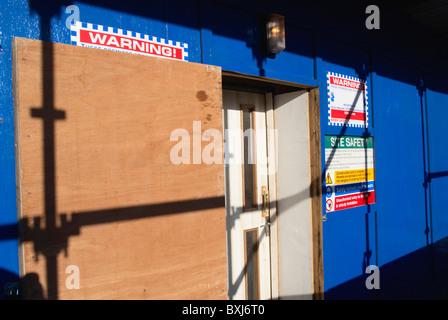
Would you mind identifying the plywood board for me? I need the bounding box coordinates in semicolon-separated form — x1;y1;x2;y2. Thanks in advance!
13;37;226;299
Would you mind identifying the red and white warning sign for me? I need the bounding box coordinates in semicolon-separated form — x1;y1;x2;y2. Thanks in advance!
70;21;188;61
327;72;368;128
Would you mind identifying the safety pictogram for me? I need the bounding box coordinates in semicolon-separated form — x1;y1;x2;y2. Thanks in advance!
326;199;333;212
326;173;333;185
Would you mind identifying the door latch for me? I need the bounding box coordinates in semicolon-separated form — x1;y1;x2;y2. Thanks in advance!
262;186;269;217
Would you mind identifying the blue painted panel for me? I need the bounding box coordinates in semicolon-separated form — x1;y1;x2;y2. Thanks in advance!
426;75;448;244
77;2;167;40
202;0;315;85
165;0;202;63
202;1;262;74
316;35;377;299
426;75;448;287
373;55;427;265
430;177;448;287
323;212;377;299
426;75;448;173
373;55;433;298
263;23;315;85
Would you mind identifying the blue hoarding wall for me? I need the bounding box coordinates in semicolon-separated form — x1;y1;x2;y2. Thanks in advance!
373;56;431;299
316;35;377;299
0;0;448;299
426;74;448;295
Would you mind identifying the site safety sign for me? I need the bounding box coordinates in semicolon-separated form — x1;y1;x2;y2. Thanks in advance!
325;135;375;212
327;72;368;128
70;21;188;61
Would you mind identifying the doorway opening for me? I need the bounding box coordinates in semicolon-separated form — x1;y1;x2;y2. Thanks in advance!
222;71;323;300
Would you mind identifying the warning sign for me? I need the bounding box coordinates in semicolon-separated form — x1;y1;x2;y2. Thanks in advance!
327;72;368;128
334;191;375;211
335;168;374;185
326;173;333;185
70;21;189;61
325;135;375;212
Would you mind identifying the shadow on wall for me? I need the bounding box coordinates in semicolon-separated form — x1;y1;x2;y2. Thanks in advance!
325;235;448;300
0;268;20;300
2;271;45;300
0;224;20;300
5;235;448;300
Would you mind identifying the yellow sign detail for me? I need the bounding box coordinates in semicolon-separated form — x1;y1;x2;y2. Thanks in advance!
326;173;333;185
334;168;374;185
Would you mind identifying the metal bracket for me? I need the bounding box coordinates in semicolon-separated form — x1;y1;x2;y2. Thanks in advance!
262;186;269;218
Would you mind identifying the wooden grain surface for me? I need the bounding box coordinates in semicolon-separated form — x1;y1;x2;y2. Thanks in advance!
13;37;227;299
307;87;324;300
